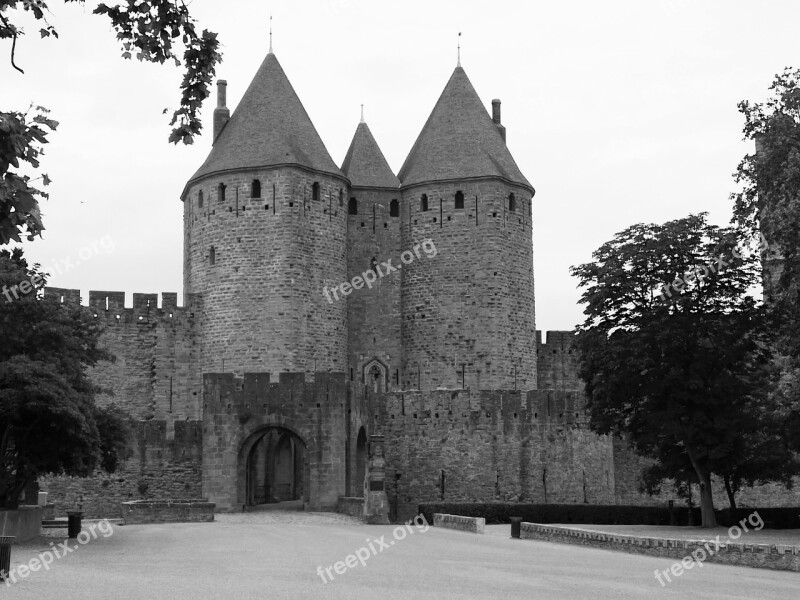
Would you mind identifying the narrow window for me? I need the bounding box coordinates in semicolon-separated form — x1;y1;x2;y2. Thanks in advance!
509;193;516;212
312;182;320;201
209;246;216;265
198;190;204;208
339;189;344;207
349;197;358;215
421;194;429;212
218;183;226;202
455;190;464;209
251;179;261;198
390;199;399;217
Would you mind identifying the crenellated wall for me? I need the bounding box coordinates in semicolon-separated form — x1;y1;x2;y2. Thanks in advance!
376;388;615;522
536;330;582;392
200;371;375;512
43;288;202;420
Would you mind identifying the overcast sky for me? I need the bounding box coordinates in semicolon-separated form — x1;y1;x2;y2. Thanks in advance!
5;0;798;331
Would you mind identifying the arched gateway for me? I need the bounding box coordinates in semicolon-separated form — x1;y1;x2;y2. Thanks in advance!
240;427;308;507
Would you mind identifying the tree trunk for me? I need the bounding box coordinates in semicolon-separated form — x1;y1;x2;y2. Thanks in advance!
697;473;717;528
686;445;717;528
723;474;738;510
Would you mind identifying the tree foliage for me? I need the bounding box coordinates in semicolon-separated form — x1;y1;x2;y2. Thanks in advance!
571;213;795;527
733;68;800;455
0;0;222;244
0;248;131;508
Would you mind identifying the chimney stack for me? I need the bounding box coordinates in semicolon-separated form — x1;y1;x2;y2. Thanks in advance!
492;99;506;143
213;80;230;145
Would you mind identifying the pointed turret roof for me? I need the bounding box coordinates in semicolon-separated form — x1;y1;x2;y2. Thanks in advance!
187;52;343;186
398;66;532;191
341;122;400;189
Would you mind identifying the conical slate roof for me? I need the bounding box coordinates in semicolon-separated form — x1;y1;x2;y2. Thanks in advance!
341;122;400;189
398;66;532;191
188;52;343;185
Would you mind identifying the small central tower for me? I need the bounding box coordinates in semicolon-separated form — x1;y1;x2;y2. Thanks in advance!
182;50;349;377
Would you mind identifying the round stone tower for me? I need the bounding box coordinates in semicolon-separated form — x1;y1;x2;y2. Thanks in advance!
397;66;537;390
182;51;349;377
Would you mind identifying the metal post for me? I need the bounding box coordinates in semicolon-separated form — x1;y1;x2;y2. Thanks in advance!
509;517;522;539
67;510;83;539
0;536;14;580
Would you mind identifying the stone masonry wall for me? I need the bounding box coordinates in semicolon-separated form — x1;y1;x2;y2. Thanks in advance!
201;372;375;512
346;187;403;392
376;388;614;522
40;420;203;519
536;330;582;392
184;167;348;379
43;288;201;421
399;180;536;391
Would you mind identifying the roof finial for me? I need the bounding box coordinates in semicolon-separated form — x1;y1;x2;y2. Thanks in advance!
360;104;365;124
457;32;462;67
269;14;273;53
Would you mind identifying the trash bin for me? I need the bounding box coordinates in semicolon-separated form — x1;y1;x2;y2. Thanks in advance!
0;536;14;580
67;511;83;539
509;516;523;539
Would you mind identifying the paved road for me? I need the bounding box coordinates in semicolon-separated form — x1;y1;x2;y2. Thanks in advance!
3;512;798;599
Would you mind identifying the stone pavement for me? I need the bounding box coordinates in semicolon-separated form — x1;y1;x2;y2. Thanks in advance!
2;512;798;599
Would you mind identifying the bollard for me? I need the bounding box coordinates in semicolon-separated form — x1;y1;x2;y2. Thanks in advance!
67;511;83;539
0;536;14;580
509;516;523;539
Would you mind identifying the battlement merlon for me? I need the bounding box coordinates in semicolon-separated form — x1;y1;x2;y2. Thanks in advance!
43;288;201;313
536;330;577;351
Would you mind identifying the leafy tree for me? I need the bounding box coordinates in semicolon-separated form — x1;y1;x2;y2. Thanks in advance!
0;248;130;508
0;0;222;243
732;68;800;343
733;67;800;454
570;213;794;527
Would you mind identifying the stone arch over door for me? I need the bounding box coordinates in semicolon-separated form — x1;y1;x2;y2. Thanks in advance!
363;358;387;393
239;425;308;507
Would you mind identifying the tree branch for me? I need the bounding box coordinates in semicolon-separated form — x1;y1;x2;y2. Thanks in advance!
0;13;24;74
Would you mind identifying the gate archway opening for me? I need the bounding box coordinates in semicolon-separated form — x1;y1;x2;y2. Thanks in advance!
243;427;307;507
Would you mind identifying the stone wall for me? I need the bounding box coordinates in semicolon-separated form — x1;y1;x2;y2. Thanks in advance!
520;523;800;572
201;372;375;512
184;167;349;379
346;187;403;393
377;388;615;522
399;180;536;391
121;499;215;524
536;330;582;392
40;420;203;519
336;497;365;519
43;289;201;420
433;513;485;533
0;507;43;544
613;436;800;509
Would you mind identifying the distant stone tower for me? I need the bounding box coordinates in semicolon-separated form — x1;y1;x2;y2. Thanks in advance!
342;115;402;392
181;50;350;377
396;66;537;390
